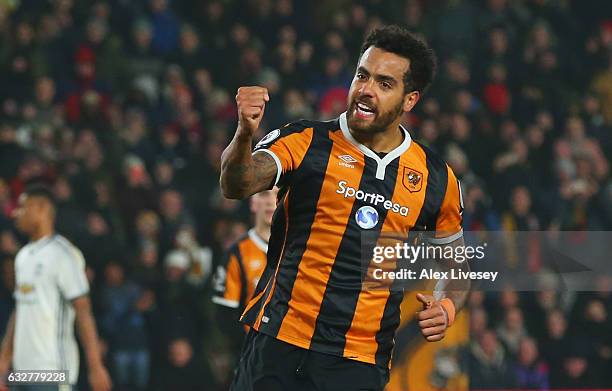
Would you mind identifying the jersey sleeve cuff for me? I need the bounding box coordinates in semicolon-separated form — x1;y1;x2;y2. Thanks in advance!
212;296;240;308
66;289;90;301
252;149;282;186
427;229;463;245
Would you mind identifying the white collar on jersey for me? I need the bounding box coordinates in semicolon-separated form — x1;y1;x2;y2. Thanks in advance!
248;228;268;253
339;111;412;180
28;233;55;252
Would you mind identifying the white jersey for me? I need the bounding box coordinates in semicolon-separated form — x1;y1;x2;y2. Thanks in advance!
13;234;89;385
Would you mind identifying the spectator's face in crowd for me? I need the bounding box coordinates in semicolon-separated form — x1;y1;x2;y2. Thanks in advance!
518;337;539;366
445;58;470;85
133;22;152;49
564;357;587;379
136;211;160;238
585;300;607;323
347;47;417;135
451;114;471;141
566;116;585;140
16;22;34;46
536;289;556;310
526;125;545;149
511;186;531;215
53;177;72;202
470;307;488;338
231;24;249;47
180;27;199;52
487;0;507;12
500;289;519;308
160;190;182;220
468;291;485;307
140;244;158;267
154;161;174;186
489;28;508;55
175;225;197;250
87;213;109;236
480;330;500;360
251;188;279;227
169;339;193;368
35;77;55;105
546;310;566;338
150;0;168;13
104;262;124;286
532;23;552;50
86;19;107;44
505;307;524;332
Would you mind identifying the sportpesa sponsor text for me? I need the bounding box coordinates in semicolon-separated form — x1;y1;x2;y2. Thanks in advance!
336;181;409;216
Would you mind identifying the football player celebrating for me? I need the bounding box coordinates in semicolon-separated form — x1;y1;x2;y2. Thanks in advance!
220;25;469;391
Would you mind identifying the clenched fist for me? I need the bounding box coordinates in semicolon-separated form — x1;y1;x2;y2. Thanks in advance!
236;86;269;134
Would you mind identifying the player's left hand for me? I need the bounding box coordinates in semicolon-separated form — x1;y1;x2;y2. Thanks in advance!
89;363;112;391
416;293;448;342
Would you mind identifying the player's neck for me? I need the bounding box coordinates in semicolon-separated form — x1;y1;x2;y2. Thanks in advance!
350;121;404;153
31;223;54;242
254;224;271;244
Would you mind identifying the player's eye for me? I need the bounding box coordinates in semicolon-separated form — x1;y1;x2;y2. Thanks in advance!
356;73;366;80
380;81;392;90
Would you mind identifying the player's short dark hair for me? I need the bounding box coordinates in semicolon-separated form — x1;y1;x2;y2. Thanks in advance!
23;183;56;207
360;25;437;94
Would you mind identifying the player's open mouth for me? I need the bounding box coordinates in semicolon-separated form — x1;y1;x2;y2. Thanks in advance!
354;102;376;119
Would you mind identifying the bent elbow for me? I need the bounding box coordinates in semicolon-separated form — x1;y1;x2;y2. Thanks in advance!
219;176;247;200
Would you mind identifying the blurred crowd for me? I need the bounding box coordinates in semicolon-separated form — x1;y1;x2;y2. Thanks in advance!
0;0;611;389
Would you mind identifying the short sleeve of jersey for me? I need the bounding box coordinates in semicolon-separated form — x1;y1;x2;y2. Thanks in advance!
212;253;242;309
56;245;90;300
430;165;464;244
252;121;314;187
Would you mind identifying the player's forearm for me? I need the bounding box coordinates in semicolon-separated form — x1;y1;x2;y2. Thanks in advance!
74;298;104;369
220;127;257;199
438;276;470;313
0;312;15;365
221;128;277;199
435;237;471;313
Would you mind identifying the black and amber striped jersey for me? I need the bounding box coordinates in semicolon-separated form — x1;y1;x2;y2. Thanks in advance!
241;112;463;368
212;229;268;311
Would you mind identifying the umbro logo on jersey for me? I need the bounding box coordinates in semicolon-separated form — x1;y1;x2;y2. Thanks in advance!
338;154;358;163
338;154;358;168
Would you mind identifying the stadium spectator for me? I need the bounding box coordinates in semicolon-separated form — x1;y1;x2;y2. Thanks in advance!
541;309;569;386
152;338;212;391
513;336;549;390
496;306;528;357
99;262;150;391
469;329;517;389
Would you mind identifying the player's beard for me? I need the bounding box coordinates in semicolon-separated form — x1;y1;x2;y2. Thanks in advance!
347;98;404;135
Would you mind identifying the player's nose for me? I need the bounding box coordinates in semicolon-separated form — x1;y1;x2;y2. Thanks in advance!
358;79;375;97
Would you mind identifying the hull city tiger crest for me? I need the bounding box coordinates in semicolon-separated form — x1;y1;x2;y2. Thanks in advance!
403;167;423;192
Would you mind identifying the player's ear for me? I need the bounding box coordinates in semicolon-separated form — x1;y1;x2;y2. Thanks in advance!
403;91;420;113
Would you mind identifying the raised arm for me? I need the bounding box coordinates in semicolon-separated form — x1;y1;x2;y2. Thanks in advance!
220;86;278;199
